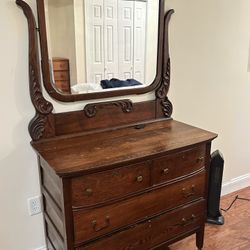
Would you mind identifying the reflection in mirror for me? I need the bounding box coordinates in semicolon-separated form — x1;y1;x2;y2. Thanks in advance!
44;0;159;94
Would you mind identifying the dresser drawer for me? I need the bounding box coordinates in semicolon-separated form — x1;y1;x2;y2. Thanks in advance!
54;71;70;81
152;145;206;185
53;60;69;71
76;200;205;250
71;162;151;207
73;171;205;244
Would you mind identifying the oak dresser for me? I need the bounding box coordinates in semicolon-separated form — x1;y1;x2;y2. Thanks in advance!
16;0;217;249
32;120;217;250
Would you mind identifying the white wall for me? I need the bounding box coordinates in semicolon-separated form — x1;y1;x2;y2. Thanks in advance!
0;1;46;249
0;0;250;250
166;0;250;183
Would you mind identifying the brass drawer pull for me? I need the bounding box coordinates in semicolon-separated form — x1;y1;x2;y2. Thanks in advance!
136;176;143;182
92;216;110;232
180;214;196;226
182;185;195;198
197;156;204;163
112;171;119;177
162;168;169;175
85;188;93;196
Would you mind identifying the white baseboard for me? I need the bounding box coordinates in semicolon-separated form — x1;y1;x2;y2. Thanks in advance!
222;173;250;196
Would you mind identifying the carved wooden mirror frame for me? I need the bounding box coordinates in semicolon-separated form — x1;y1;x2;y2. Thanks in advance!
16;0;174;142
37;0;170;102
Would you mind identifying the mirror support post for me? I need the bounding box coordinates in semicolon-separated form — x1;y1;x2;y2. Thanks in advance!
16;0;55;141
156;10;175;118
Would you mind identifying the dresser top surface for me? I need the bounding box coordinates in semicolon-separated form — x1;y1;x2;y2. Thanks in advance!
32;120;217;177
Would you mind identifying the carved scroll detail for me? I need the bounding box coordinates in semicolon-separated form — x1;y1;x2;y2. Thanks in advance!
16;0;54;141
155;9;174;118
30;65;53;115
28;115;47;141
156;58;173;117
84;100;133;118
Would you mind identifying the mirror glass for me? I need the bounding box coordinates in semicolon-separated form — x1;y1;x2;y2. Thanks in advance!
44;0;159;94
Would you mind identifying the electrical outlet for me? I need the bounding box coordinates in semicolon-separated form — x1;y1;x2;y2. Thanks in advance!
27;195;43;216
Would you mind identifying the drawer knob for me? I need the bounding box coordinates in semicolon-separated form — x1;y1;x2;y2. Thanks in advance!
85;188;93;196
182;185;195;198
197;157;204;163
92;216;110;232
180;214;196;226
162;168;169;175
136;176;143;182
112;171;119;177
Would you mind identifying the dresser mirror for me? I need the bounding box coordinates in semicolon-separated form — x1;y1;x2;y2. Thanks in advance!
17;0;173;139
37;0;165;101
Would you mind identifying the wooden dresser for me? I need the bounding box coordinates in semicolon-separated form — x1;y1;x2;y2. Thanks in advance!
32;120;217;250
52;58;71;93
17;0;218;249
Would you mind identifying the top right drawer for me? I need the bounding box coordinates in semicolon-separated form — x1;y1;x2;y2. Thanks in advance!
152;144;206;185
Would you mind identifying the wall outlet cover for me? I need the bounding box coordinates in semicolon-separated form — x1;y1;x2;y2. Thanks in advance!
27;195;43;216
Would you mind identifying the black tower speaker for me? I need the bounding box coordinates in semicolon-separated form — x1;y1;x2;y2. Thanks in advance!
207;150;225;225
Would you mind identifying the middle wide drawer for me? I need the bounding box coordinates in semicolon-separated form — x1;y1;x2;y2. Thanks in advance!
73;171;206;245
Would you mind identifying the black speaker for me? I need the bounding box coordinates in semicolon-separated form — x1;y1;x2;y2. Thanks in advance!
207;150;225;225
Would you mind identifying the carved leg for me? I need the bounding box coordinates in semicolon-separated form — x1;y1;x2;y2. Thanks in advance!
196;226;205;250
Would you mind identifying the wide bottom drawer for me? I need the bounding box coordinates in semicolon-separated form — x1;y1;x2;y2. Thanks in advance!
76;200;205;250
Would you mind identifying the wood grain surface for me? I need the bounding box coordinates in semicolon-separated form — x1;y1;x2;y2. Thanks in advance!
32;120;217;177
169;187;250;250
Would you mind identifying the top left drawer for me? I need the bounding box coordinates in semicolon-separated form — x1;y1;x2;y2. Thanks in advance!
71;162;150;208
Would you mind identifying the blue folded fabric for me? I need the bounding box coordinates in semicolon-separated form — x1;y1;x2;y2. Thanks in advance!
101;78;142;89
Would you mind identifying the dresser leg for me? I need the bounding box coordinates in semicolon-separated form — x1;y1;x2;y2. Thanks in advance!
196;226;205;250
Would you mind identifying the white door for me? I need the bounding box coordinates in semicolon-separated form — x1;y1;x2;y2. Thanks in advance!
85;0;105;83
118;0;134;80
85;0;147;84
85;0;119;83
133;1;147;83
104;0;119;80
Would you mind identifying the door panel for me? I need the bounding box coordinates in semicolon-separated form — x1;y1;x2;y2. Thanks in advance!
85;0;147;84
104;0;119;79
118;0;134;80
133;1;147;83
85;0;105;83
